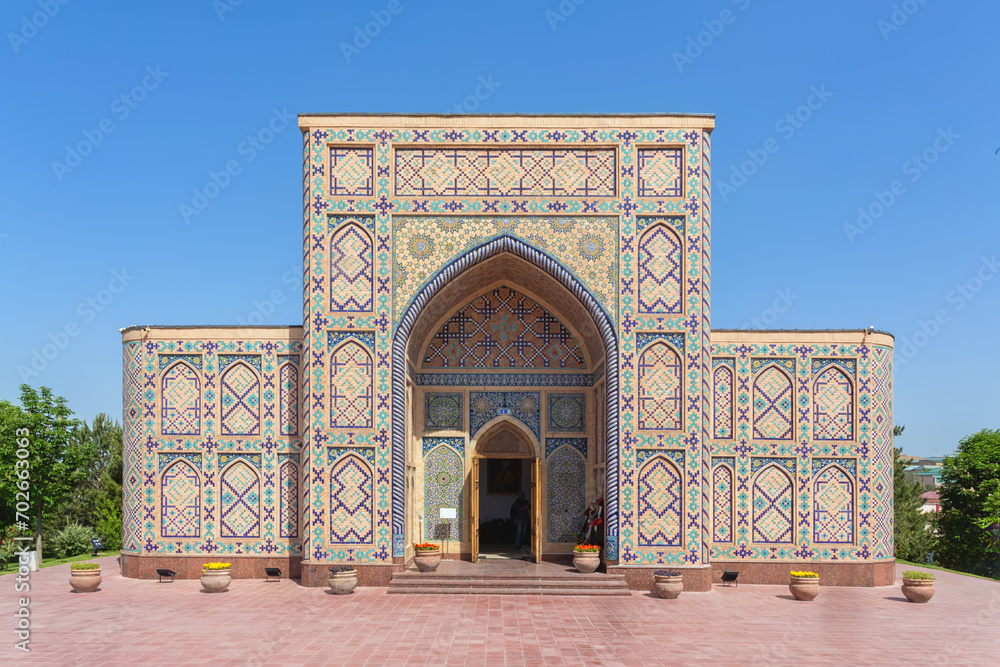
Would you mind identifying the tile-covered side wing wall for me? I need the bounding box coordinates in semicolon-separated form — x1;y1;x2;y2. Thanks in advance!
707;343;893;562
122;336;303;556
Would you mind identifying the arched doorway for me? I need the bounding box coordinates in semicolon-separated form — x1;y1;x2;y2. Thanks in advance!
470;419;541;563
392;235;619;564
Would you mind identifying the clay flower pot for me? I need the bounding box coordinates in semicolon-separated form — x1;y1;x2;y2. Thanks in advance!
789;576;820;601
328;568;358;594
414;549;442;572
901;577;935;603
653;573;683;599
200;569;232;593
573;550;600;574
69;567;102;593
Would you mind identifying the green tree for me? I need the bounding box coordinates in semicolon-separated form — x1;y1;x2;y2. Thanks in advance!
892;424;937;561
937;429;1000;577
0;385;83;561
51;414;122;531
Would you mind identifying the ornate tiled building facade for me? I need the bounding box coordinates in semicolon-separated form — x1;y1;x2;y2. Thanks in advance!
121;115;894;588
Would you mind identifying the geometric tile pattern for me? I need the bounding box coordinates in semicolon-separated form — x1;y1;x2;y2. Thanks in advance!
220;363;261;436
752;365;793;441
329;147;373;197
160;460;200;538
712;464;733;543
219;460;261;539
394;148;616;198
469;391;541;441
157;452;202;473
279;460;299;539
637;225;683;314
422;437;466;458
546;443;587;542
752;465;794;544
637;148;683;198
329;341;373;429
279;361;298;436
424;393;463;431
422;286;586;369
637;456;683;547
423;443;464;541
329;222;374;312
813;464;853;544
637;341;682;431
713;363;733;440
122;341;143;553
813;366;853;441
547;393;585;432
391;216;619;327
161;362;200;436
329;454;374;544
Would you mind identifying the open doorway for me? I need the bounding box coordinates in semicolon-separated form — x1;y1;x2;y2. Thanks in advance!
471;422;541;563
477;458;532;560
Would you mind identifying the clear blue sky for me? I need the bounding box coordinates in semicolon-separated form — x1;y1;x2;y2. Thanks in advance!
1;1;997;457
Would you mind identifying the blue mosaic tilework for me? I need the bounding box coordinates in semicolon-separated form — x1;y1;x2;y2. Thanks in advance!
415;372;596;387
545;437;587;459
469;391;541;440
327;330;376;351
425;393;463;431
422;436;465;458
218;354;262;373
546;444;587;542
157;452;202;472
218;452;262;469
424;444;464;541
158;354;203;370
547;394;585;432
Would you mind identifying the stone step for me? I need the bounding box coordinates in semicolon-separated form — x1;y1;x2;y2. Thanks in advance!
392;572;626;582
386;570;632;596
386;586;631;596
388;577;628;589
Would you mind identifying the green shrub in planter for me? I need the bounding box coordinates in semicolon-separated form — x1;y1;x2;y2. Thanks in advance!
71;562;101;570
902;570;936;580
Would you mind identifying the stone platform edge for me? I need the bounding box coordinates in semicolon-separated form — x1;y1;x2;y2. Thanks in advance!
121;555;894;588
708;560;895;587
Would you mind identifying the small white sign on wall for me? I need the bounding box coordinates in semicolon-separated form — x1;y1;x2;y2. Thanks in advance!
440;507;457;519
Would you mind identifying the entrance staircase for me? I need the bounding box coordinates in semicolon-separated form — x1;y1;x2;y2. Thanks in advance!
386;559;631;596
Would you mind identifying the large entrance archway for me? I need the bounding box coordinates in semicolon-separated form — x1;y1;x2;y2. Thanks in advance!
391;234;619;564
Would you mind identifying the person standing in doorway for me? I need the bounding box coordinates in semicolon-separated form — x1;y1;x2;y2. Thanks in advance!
510;491;531;558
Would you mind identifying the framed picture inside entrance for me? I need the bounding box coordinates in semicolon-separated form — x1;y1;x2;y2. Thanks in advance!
486;459;522;494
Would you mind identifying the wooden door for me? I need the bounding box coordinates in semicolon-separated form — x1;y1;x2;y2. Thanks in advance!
471;457;479;563
531;457;542;563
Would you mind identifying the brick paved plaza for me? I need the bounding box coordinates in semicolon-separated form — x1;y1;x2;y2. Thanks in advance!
3;556;998;665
